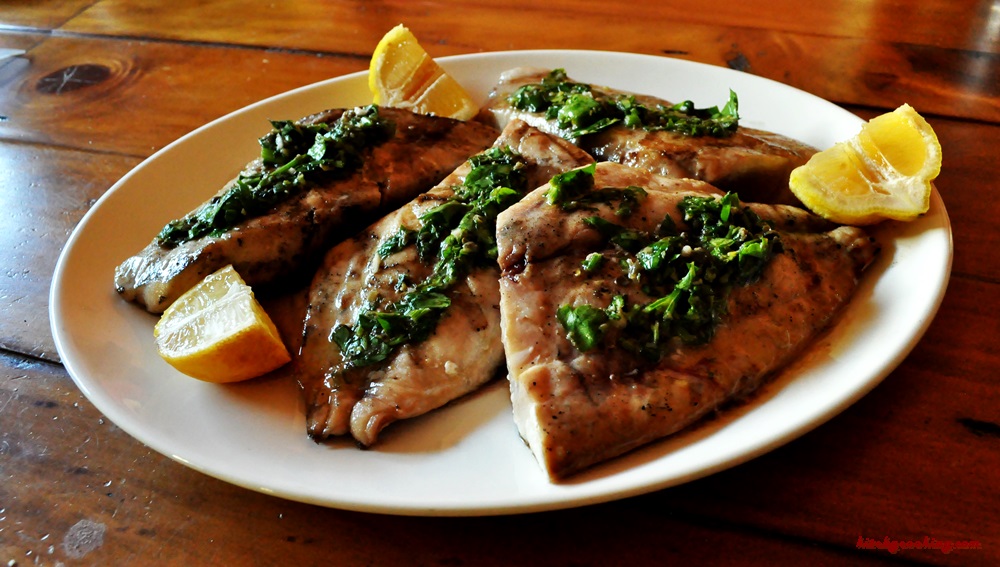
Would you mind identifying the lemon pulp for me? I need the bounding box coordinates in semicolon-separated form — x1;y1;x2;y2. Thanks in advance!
369;24;478;120
788;104;941;225
154;265;290;383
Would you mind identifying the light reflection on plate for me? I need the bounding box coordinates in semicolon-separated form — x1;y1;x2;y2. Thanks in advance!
50;50;952;516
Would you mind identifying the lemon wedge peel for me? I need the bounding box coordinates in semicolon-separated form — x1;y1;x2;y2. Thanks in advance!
369;24;479;121
154;265;290;383
789;104;941;226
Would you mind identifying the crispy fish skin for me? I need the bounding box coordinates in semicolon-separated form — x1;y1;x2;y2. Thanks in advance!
114;108;500;314
497;162;879;479
485;67;817;205
297;120;595;445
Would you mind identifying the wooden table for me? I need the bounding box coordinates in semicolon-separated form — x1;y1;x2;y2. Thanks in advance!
1;1;997;565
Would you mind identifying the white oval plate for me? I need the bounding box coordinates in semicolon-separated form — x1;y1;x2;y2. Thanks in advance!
50;50;952;516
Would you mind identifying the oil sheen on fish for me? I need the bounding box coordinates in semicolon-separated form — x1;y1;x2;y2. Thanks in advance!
496;162;879;479
296;120;595;445
115;107;499;313
485;67;817;205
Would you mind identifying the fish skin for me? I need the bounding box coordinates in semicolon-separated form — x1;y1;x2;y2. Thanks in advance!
296;120;595;444
497;162;879;479
114;107;500;314
485;67;817;206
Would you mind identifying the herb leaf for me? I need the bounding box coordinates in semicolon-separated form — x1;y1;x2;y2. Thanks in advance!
376;227;415;258
556;304;608;352
557;295;626;352
580;252;605;274
546;164;647;217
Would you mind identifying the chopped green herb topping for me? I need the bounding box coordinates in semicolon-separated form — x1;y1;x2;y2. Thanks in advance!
376;227;416;258
157;105;394;247
546;164;646;217
580;252;605;274
332;146;529;369
557;295;626;352
583;216;649;253
552;170;780;358
507;69;739;139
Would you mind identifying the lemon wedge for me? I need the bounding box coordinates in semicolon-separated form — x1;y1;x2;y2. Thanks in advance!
369;24;478;120
788;104;942;225
153;265;290;383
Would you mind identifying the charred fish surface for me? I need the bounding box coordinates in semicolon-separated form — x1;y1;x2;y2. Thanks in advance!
485;67;817;205
497;162;879;479
296;120;594;445
115;107;499;313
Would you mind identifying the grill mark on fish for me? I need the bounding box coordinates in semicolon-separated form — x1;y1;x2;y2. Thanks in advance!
485;67;817;206
497;162;879;479
295;120;595;445
114;108;499;313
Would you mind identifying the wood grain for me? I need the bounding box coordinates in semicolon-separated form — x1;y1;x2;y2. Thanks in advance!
0;1;996;565
656;275;1000;566
1;31;995;163
0;0;96;30
0;352;909;566
0;30;44;55
0;141;139;361
57;0;1000;123
0;34;366;157
5;155;995;565
63;0;1000;54
851;108;1000;283
920;117;1000;282
3;109;989;362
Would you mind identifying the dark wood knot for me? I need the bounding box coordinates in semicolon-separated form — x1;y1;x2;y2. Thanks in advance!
36;64;113;94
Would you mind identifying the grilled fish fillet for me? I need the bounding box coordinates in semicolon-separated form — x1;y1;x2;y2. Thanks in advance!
115;107;499;313
296;120;594;445
486;67;816;205
497;162;879;479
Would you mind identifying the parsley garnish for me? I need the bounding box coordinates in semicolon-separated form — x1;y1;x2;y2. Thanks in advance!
332;147;528;369
552;168;780;358
157;105;394;247
507;69;739;139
